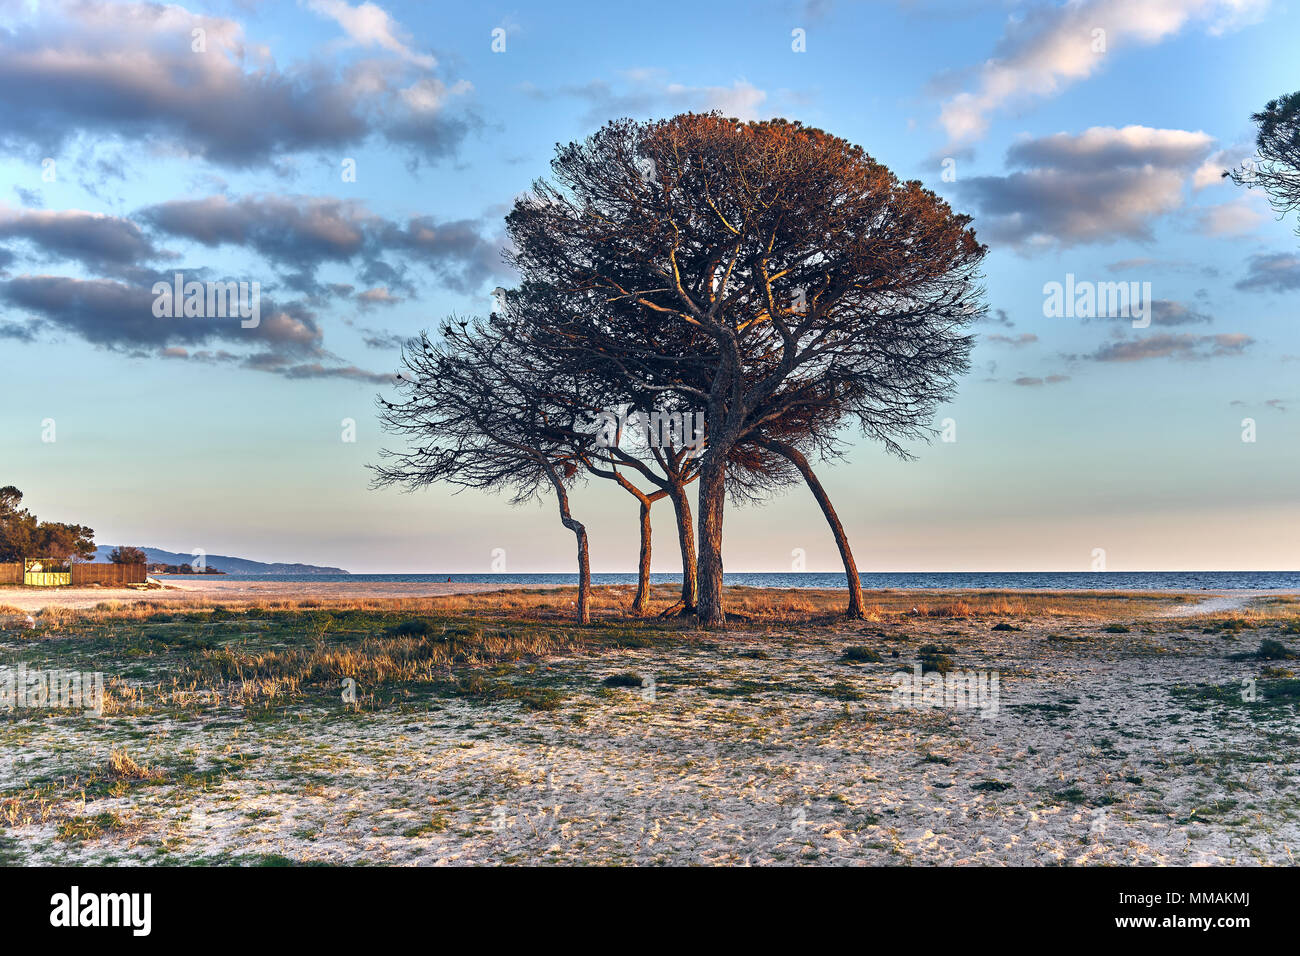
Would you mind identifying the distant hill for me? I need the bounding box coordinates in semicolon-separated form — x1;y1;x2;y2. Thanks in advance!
93;546;348;576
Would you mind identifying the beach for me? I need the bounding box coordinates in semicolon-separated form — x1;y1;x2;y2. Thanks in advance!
3;584;1298;865
3;576;1290;614
0;578;542;613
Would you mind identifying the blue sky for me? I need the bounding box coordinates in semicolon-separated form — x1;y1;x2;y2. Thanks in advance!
1;0;1297;573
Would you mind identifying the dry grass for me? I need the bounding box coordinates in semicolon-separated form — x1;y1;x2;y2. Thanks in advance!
108;747;163;782
6;584;1201;629
0;792;57;829
189;628;584;687
78;625;595;714
1228;596;1300;622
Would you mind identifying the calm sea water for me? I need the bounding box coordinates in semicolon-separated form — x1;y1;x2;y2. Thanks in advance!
159;571;1300;591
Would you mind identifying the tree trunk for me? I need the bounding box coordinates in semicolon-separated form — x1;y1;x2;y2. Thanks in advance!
544;462;590;624
573;520;590;624
760;438;864;619
694;456;727;626
632;498;652;616
668;481;698;611
609;477;663;617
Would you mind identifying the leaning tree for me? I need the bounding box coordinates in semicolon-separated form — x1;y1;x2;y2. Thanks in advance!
373;319;596;623
491;283;705;615
507;114;987;625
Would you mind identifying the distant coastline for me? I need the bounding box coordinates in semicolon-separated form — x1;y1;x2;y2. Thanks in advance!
154;570;1300;591
97;546;347;576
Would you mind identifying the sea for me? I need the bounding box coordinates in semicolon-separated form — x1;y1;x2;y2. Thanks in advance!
156;571;1300;591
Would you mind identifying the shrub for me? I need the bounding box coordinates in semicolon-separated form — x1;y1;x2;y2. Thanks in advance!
918;643;956;674
387;619;435;638
602;672;646;688
1255;639;1298;660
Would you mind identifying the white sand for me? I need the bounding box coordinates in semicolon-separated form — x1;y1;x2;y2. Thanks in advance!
5;596;1297;866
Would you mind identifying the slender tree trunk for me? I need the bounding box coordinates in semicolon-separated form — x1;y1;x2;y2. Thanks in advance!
572;521;590;624
760;438;864;619
544;463;590;624
632;498;652;615
668;482;697;611
694;457;727;626
609;477;663;617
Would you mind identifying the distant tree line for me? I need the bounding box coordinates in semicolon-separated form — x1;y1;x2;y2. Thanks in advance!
147;562;225;575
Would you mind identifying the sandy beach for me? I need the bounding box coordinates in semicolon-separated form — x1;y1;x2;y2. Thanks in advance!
0;579;542;613
3;585;1299;865
3;578;1290;615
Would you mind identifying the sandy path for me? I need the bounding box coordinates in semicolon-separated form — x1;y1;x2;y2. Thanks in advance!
1157;590;1292;617
0;579;541;612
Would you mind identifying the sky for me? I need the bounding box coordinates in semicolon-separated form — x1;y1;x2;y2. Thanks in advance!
0;0;1297;574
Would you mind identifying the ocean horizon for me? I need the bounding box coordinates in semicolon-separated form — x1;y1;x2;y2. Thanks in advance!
157;570;1300;590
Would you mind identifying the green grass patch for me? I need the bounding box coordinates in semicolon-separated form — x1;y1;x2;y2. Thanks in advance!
57;812;124;842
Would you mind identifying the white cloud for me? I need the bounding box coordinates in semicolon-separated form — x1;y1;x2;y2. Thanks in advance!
665;80;768;122
528;71;772;125
1194;196;1268;235
306;0;436;69
958;125;1217;247
1192;144;1256;189
400;77;472;114
938;0;1270;144
0;0;475;165
1008;125;1214;170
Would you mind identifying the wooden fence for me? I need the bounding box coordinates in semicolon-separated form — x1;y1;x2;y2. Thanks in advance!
0;562;146;586
70;563;147;585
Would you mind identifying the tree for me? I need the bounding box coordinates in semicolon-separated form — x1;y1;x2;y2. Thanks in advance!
507;114;986;625
497;281;815;617
489;282;711;615
374;320;596;624
0;486;37;562
574;428;673;616
0;487;95;563
1228;91;1300;238
109;546;148;565
578;405;703;615
742;378;871;617
35;522;96;563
